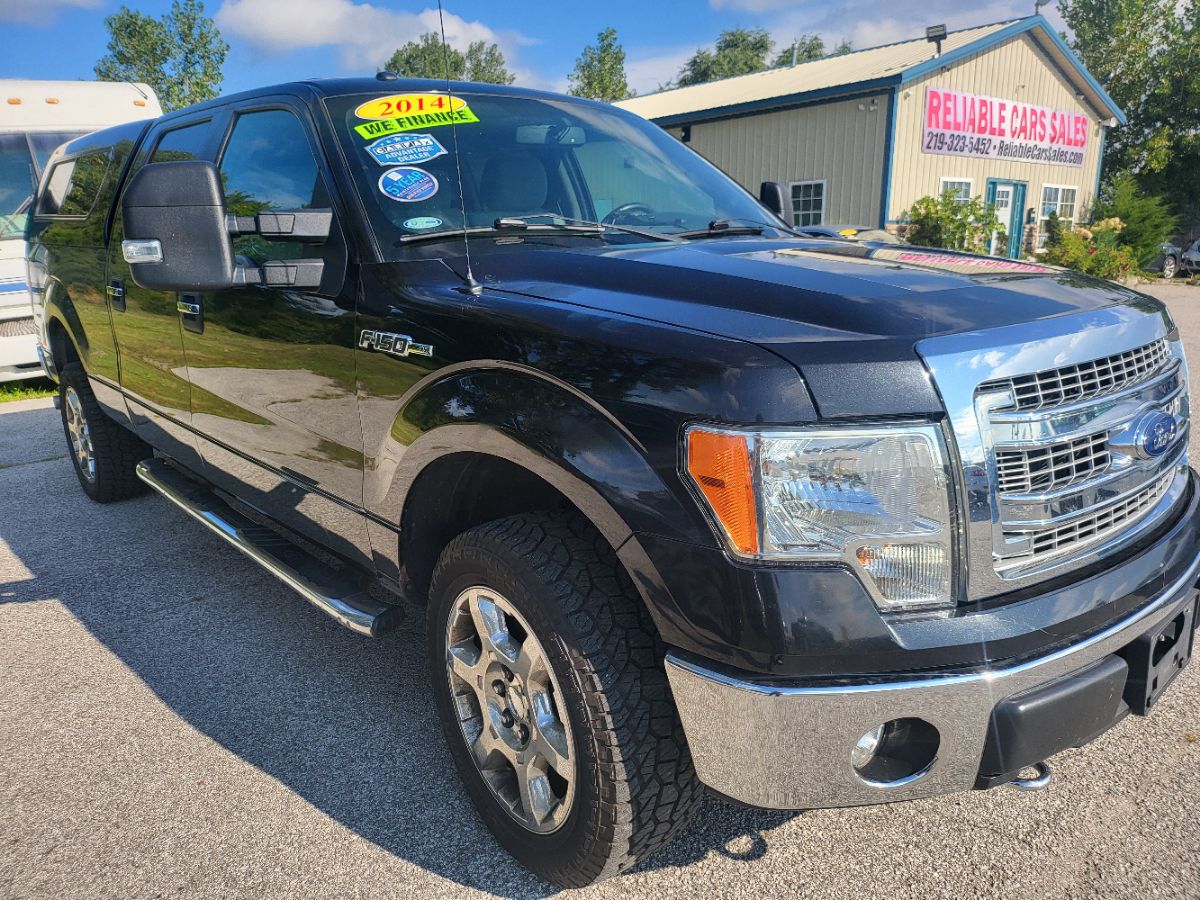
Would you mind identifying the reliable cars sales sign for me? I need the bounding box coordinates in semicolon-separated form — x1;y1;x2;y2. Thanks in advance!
922;87;1089;167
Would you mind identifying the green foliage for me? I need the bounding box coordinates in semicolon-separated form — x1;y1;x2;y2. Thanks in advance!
1042;219;1136;280
676;28;773;86
1045;210;1065;249
1092;172;1178;265
0;379;56;403
831;39;853;56
773;34;825;67
568;28;634;102
383;34;514;84
95;0;227;112
1060;0;1200;220
902;191;1002;253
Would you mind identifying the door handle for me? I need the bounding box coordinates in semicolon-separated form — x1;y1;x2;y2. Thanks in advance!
107;279;126;312
177;293;204;334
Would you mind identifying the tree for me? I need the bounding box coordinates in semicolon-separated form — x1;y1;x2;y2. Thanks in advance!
383;34;514;84
773;34;825;67
832;39;853;56
568;28;634;101
1060;0;1200;221
95;0;227;112
464;41;516;84
676;28;773;87
903;191;1002;253
1093;172;1177;264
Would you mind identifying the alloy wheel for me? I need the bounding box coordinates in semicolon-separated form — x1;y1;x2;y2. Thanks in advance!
64;386;96;482
444;586;576;834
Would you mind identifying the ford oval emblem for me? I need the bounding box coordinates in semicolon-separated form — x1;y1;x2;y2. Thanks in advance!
1135;412;1178;459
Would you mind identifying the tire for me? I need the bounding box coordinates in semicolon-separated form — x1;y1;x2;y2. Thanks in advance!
1163;255;1178;279
58;361;149;502
426;510;702;887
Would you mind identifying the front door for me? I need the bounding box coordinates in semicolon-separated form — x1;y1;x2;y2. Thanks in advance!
177;99;370;565
985;180;1026;259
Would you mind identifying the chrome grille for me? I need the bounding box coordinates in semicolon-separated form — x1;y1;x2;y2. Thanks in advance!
995;432;1110;495
981;338;1169;411
917;308;1188;600
1025;472;1173;559
0;316;36;338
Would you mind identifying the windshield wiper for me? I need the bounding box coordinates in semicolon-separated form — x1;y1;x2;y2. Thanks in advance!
674;217;799;240
494;214;683;243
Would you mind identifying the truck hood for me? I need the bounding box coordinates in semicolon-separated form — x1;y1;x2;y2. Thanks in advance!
464;237;1157;418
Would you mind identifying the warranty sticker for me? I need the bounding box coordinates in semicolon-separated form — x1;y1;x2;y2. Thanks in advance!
364;132;447;167
379;167;439;202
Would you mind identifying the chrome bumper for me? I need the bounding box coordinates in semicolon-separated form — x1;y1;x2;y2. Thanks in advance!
665;552;1200;810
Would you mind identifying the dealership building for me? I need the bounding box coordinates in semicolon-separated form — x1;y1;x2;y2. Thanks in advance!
616;16;1124;257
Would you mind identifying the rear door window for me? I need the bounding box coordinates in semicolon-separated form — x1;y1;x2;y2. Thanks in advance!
151;120;213;163
37;150;112;218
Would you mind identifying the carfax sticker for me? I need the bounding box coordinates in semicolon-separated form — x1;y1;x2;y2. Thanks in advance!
403;216;443;230
364;132;447;167
378;167;439;202
353;94;479;138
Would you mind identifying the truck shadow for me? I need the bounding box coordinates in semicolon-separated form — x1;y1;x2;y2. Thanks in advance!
0;408;799;898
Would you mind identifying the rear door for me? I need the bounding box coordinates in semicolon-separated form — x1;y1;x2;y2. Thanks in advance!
107;113;225;465
177;97;369;564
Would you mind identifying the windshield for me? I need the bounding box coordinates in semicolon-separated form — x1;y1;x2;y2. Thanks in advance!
325;91;780;257
0;131;82;240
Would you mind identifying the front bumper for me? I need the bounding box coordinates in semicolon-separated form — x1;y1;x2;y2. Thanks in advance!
667;544;1200;810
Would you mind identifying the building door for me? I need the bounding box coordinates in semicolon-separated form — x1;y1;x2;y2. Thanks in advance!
985;180;1026;258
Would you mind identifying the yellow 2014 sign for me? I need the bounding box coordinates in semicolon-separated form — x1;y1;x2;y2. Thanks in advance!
353;93;480;139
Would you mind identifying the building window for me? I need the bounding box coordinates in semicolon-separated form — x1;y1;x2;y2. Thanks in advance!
939;177;973;205
1037;184;1078;249
790;180;825;226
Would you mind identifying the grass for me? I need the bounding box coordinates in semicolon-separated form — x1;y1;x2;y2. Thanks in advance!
0;377;56;403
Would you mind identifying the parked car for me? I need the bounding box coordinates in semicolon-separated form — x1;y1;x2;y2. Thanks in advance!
0;79;160;382
1155;238;1200;279
27;77;1200;888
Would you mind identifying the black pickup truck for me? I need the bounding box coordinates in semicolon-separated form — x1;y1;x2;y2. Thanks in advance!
27;77;1200;887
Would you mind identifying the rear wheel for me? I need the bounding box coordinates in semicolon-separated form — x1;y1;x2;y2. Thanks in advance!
58;361;148;502
1163;255;1178;279
427;510;702;887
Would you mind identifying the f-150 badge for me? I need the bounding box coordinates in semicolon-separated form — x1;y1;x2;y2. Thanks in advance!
358;329;434;358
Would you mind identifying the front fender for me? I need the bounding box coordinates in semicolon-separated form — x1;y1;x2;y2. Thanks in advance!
365;364;703;547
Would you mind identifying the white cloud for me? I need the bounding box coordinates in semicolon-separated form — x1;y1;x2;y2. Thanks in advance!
0;0;99;24
215;0;537;78
625;46;694;94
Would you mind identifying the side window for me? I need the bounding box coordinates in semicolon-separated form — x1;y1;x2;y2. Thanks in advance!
38;150;111;217
219;109;322;264
151;120;212;163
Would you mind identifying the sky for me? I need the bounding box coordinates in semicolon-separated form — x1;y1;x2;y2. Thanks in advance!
0;0;1069;97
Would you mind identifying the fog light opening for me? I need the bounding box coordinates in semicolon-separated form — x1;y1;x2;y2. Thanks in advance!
851;718;940;787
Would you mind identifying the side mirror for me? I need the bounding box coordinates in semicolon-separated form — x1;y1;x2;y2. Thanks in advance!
122;160;331;292
122;160;235;291
759;181;789;219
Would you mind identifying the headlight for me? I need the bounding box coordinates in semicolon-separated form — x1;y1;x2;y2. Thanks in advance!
686;424;957;611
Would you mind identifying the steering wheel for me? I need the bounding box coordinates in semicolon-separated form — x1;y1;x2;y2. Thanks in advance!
603;202;655;225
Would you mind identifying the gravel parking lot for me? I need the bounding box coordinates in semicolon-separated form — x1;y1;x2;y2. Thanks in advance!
3;282;1199;900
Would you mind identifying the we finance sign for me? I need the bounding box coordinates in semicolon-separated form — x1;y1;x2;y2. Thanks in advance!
922;87;1089;167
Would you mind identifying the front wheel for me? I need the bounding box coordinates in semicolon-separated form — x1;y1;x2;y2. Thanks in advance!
426;511;702;887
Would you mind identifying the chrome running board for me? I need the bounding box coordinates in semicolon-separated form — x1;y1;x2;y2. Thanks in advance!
136;458;401;637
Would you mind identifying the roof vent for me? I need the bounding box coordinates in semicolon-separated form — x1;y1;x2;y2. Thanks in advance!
376;71;399;81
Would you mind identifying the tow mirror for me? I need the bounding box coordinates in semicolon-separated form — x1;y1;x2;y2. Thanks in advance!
122;161;234;291
122;160;329;292
759;181;789;219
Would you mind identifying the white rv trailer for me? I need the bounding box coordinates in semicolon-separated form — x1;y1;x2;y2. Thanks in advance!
1;80;162;383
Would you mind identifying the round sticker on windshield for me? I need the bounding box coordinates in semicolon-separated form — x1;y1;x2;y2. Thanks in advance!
404;216;443;230
378;167;439;203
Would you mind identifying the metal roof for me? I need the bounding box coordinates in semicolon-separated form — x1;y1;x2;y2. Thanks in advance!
615;16;1125;126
